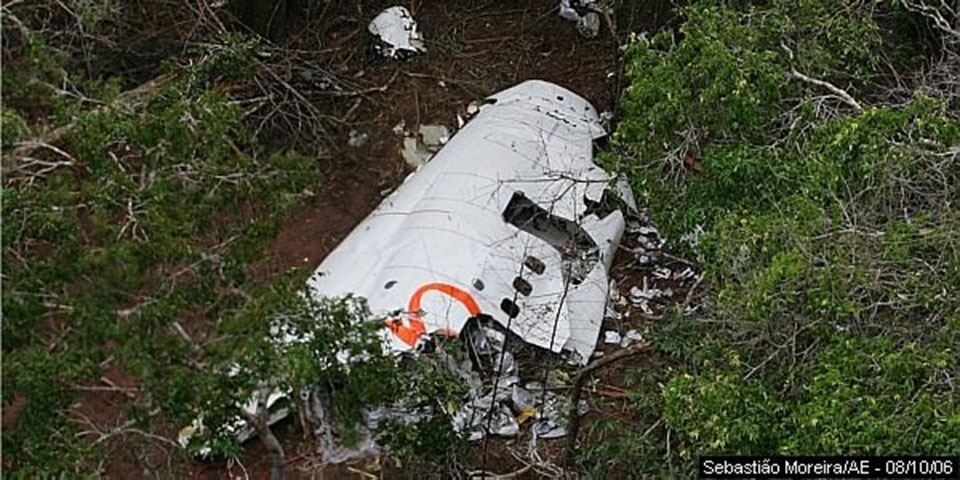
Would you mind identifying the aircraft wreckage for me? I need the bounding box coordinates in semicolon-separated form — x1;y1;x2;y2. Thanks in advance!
182;80;636;455
309;79;633;363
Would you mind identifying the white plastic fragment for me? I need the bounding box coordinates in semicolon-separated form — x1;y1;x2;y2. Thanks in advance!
368;6;425;58
607;279;621;303
559;0;610;38
619;329;644;348
674;267;696;280
653;267;671;279
400;124;452;168
418;124;450;149
604;330;621;344
559;0;580;21
392;119;406;135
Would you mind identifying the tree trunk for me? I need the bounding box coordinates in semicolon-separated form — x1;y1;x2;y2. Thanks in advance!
563;343;651;467
240;391;285;480
258;421;286;480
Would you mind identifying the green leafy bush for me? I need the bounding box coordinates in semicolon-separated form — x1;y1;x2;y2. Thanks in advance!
583;0;960;475
1;31;328;474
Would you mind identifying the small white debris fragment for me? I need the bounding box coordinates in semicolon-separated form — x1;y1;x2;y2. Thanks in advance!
638;301;653;314
400;124;451;168
467;102;480;115
401;137;429;168
674;267;696;280
419;124;450;150
608;279;620;302
653;267;671;279
577;12;601;38
620;330;644;348
637;235;660;250
559;0;580;21
369;6;425;58
392;120;406;136
604;330;621;344
347;129;369;148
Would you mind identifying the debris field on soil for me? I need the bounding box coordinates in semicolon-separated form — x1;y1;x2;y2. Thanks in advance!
46;1;673;477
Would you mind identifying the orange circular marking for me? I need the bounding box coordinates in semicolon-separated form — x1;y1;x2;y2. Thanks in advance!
384;282;481;347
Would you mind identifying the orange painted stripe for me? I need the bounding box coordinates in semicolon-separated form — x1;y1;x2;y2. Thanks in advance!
384;282;482;347
409;282;482;317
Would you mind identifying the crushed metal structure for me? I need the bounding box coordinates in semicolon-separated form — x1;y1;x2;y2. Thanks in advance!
182;80;636;459
308;80;634;365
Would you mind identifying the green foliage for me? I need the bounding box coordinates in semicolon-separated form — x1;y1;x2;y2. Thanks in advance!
373;337;470;465
171;292;407;455
378;416;463;466
785;337;959;453
617;0;884;243
2;28;321;474
585;0;960;475
1;108;30;149
665;368;781;454
657;335;958;459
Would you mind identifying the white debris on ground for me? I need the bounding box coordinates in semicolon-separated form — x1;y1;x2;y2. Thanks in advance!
603;330;621;344
619;329;644;348
182;81;679;463
296;319;589;462
558;0;611;38
347;129;369;148
599;216;702;352
368;6;425;58
450;321;586;442
398;123;451;168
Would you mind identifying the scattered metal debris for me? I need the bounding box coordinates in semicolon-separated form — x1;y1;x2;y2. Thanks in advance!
577;12;601;38
306;80;632;447
619;329;644;348
558;0;612;38
369;6;425;59
184;81;639;459
310;80;623;362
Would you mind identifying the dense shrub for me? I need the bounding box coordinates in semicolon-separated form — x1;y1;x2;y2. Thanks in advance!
585;0;960;475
